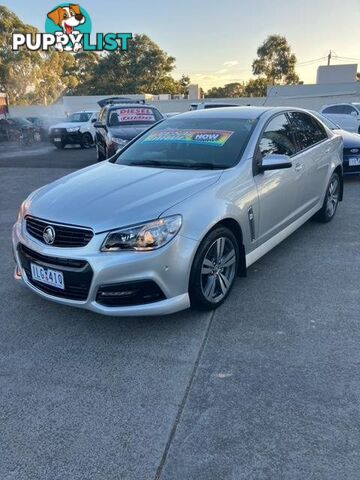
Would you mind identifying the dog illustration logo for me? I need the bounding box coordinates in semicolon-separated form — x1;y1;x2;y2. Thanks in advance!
45;3;91;52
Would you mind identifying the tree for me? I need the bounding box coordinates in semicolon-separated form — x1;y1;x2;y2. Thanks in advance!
206;82;244;98
0;6;78;104
178;74;191;96
252;35;299;85
73;34;184;96
244;78;268;97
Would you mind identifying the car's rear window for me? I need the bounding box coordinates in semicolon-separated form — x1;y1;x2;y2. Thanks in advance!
115;117;257;169
108;107;161;126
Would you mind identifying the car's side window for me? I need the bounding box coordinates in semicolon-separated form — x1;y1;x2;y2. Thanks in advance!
259;114;297;157
322;105;342;114
340;105;357;115
288;112;327;151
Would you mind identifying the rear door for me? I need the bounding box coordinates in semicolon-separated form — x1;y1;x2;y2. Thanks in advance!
254;113;301;244
288;111;330;213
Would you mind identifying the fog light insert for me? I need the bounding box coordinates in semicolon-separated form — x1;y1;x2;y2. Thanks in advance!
96;281;166;307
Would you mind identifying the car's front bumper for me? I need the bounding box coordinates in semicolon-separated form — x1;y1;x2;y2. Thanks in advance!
50;130;83;146
12;220;197;316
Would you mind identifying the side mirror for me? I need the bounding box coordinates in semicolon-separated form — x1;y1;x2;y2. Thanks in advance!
260;154;292;171
91;118;97;123
350;111;358;117
94;121;107;130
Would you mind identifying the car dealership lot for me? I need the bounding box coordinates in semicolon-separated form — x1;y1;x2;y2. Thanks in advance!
0;147;359;479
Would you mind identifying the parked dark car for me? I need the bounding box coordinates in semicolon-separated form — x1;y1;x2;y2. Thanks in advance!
0;117;41;145
94;103;163;161
27;116;64;141
312;111;360;174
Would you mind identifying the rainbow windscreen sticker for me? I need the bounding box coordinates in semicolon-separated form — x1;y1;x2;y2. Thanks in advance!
142;129;234;147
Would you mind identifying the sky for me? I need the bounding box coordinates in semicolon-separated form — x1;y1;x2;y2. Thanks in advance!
4;0;360;90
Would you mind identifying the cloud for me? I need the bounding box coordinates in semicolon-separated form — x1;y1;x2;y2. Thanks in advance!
223;60;239;67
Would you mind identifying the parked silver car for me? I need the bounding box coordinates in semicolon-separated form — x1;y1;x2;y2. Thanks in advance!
13;107;343;316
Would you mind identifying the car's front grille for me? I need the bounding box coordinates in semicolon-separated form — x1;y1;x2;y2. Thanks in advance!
51;128;67;135
26;216;93;248
344;148;360;156
96;281;166;307
18;244;93;301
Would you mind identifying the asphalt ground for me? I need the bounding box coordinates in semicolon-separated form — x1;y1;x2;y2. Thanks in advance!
0;143;359;479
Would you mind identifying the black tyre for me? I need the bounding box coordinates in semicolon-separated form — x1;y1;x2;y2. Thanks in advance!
96;142;105;162
81;133;93;149
54;142;65;149
189;227;239;310
314;172;340;223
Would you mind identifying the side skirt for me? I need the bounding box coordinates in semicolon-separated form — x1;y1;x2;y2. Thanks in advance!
245;203;321;268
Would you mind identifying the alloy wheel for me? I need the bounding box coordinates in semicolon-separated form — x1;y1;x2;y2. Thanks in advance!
326;177;339;218
201;237;236;303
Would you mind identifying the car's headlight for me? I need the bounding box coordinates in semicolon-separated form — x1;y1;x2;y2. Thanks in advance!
67;127;80;133
17;201;27;221
101;215;182;252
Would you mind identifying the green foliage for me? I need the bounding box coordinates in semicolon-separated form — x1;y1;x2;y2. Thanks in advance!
252;34;299;85
72;34;181;95
206;82;244;98
243;78;268;97
0;8;190;104
0;5;79;104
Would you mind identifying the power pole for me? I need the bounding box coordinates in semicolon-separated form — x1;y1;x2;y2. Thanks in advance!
327;50;332;66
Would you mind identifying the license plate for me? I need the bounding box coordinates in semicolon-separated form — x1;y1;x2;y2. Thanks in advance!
30;263;64;290
54;137;62;142
349;157;360;166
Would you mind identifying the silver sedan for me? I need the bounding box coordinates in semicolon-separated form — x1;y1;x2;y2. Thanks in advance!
13;107;343;316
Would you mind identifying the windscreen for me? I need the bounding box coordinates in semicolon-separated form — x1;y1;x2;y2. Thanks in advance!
108;107;160;126
67;112;93;123
115;116;257;169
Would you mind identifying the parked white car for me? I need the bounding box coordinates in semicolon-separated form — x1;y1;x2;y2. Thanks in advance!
320;103;360;133
49;111;98;149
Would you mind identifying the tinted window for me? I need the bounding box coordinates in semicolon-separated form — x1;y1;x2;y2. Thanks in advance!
67;112;92;123
115;117;257;169
259;114;297;157
289;112;327;150
107;107;162;126
323;105;357;115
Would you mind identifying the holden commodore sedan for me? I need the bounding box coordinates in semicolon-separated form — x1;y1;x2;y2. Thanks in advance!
13;107;343;316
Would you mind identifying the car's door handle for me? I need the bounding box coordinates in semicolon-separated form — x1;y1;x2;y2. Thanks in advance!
295;163;304;172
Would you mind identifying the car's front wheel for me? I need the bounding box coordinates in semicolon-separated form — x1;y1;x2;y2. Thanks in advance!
189;227;239;310
81;133;93;149
314;172;340;223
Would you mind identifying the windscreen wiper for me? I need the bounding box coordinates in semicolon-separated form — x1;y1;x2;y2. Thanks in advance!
127;160;225;170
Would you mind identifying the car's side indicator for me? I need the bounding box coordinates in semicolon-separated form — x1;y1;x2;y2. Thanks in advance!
248;206;255;242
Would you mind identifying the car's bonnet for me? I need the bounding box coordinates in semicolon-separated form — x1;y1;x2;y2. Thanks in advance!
109;125;151;140
50;121;85;129
27;162;222;233
334;129;360;147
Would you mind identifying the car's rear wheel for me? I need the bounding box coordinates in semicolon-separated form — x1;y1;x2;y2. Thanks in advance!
314;172;340;223
81;133;93;149
54;142;65;149
189;227;239;310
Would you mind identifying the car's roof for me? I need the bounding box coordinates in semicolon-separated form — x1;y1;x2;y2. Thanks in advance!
173;106;308;120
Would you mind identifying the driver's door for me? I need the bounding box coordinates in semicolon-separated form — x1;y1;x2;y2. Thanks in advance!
254;113;301;245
